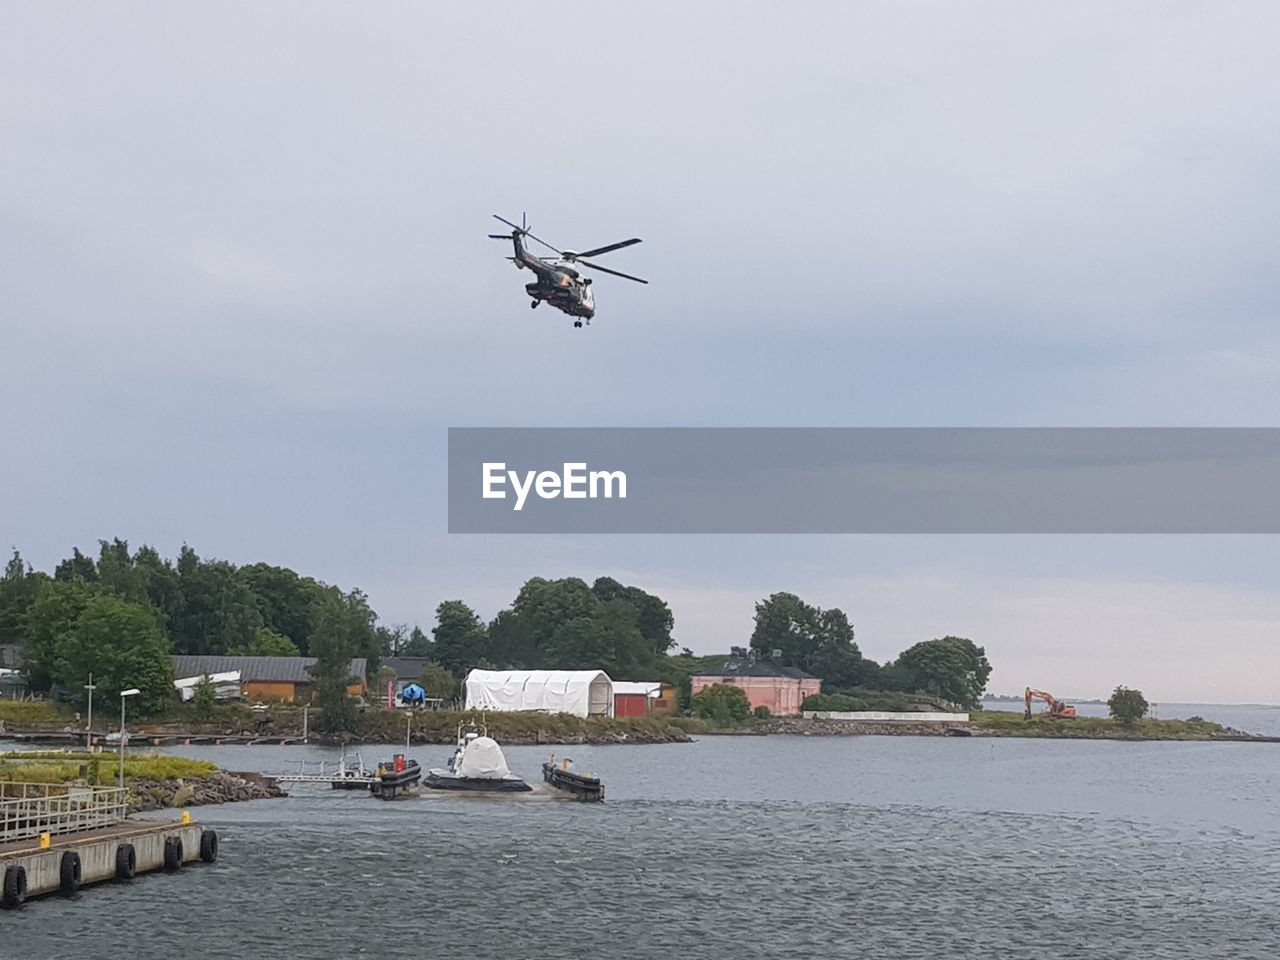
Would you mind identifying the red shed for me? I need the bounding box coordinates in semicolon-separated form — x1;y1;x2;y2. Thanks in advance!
613;681;662;718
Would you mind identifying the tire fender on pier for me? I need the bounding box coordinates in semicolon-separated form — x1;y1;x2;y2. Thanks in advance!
163;836;184;871
115;843;137;881
199;829;219;863
59;851;82;894
2;865;27;907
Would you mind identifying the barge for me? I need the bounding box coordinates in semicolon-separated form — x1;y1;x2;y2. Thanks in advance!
542;756;605;802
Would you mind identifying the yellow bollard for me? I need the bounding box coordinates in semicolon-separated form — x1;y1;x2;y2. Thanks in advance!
39;832;51;849
181;810;191;824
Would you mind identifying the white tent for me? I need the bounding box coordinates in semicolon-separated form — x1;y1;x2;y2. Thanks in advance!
464;669;614;717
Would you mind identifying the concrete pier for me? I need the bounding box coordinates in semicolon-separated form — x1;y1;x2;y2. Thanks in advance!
0;783;218;907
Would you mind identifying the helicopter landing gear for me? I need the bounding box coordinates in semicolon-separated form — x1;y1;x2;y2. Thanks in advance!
573;320;583;328
530;300;539;309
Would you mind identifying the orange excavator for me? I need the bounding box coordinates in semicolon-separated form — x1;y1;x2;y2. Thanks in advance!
1024;687;1077;719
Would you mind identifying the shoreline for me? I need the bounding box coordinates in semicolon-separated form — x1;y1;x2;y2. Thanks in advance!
3;712;1275;748
1;750;286;813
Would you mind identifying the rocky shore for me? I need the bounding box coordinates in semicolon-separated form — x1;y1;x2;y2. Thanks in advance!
127;770;286;812
762;717;973;737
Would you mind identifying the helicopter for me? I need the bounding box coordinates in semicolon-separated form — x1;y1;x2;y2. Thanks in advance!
488;213;647;327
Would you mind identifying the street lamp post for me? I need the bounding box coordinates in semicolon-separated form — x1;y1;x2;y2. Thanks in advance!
118;688;140;789
84;674;96;749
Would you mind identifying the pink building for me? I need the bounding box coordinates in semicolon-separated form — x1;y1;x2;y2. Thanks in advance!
691;648;822;717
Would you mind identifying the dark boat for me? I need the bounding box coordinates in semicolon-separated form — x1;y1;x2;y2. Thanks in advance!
371;754;421;799
542;756;605;802
424;722;532;794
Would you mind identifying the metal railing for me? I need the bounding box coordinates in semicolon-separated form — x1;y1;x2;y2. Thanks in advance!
274;756;375;785
0;782;128;843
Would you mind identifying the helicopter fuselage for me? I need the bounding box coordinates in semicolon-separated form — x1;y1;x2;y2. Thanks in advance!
511;234;595;319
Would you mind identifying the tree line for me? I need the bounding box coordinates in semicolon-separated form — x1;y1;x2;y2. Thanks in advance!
0;541;383;717
743;591;992;708
0;542;994;724
0;545;683;723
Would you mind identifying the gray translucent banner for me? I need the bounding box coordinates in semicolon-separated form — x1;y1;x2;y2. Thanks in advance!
447;428;1280;533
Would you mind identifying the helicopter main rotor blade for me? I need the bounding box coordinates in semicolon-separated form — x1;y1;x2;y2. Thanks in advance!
492;214;562;255
573;238;642;259
579;259;649;284
523;231;563;256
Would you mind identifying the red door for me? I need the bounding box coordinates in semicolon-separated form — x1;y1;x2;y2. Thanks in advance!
614;694;649;717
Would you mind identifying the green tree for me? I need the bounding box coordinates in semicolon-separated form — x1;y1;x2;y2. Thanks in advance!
132;544;181;629
692;682;752;724
417;662;460;702
591;577;674;661
402;625;432;657
309;593;360;732
53;547;98;583
55;594;173;714
376;623;408;656
329;586;382;679
481;576;677;678
892;636;991;707
229;627;301;658
486;608;534;667
749;592;863;686
1108;686;1149;725
512;577;606;668
94;538;150;605
21;579;95;693
596;599;650;679
238;562;325;654
0;549;49;647
170;546;263;655
191;675;217;720
432;600;489;676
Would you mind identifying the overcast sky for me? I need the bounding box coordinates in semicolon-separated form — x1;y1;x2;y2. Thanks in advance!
3;2;1279;702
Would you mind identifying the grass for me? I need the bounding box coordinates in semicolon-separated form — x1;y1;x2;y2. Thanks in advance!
0;700;71;723
0;750;217;786
969;710;1233;740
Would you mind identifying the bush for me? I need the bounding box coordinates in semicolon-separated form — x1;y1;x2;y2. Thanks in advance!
1108;686;1149;725
802;693;868;712
753;705;772;720
692;683;752;724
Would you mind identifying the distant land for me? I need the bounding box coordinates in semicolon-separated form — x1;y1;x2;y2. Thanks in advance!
984;694;1105;704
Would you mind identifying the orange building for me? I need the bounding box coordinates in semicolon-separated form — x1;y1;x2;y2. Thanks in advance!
171;655;368;703
691;648;821;717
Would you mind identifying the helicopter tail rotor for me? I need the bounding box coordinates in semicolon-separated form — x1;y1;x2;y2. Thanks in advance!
492;213;562;256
